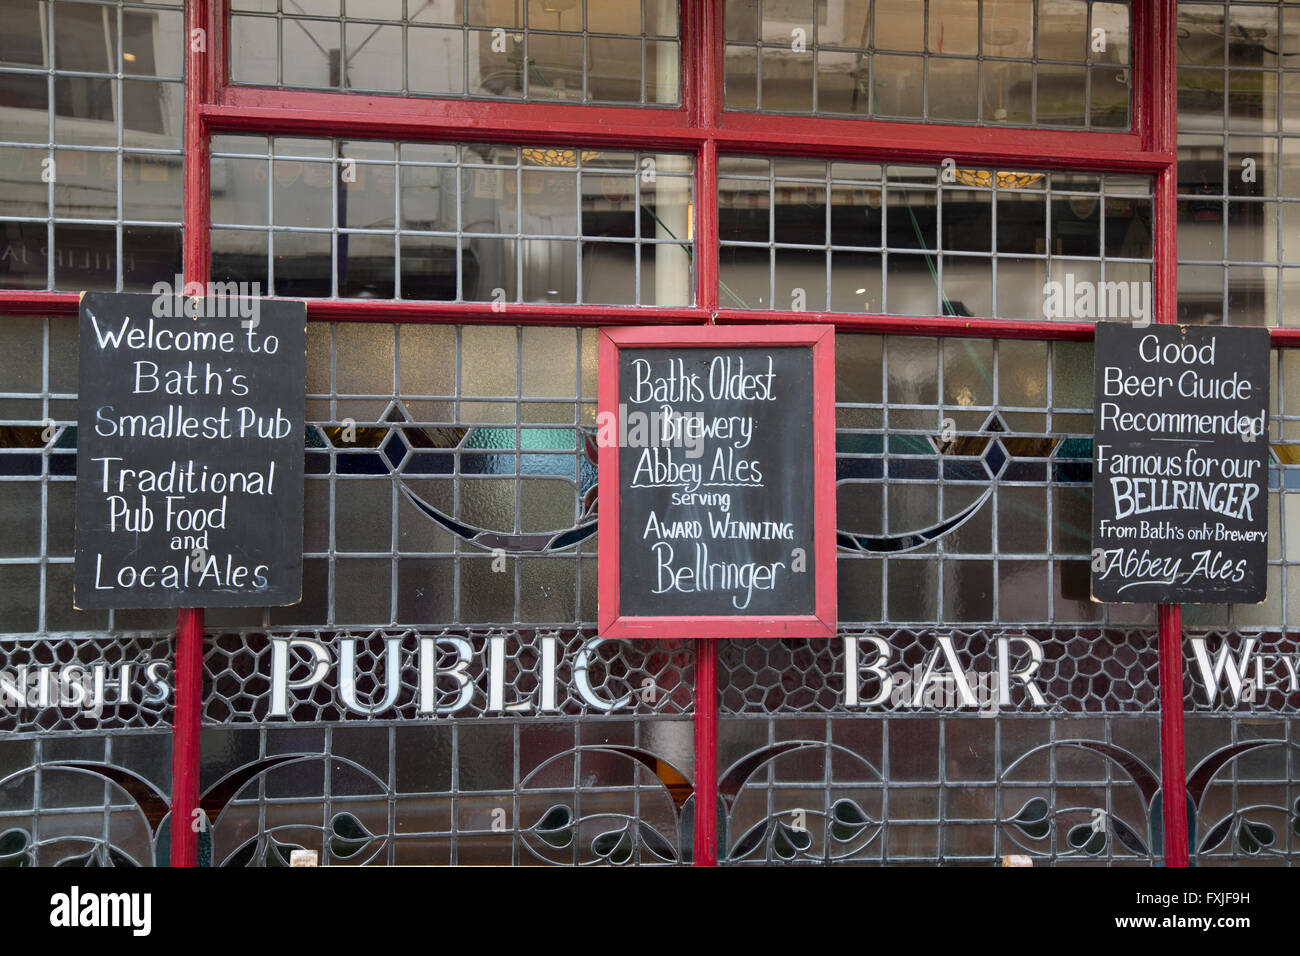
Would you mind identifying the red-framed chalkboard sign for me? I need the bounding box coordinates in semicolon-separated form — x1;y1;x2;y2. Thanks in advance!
598;325;837;640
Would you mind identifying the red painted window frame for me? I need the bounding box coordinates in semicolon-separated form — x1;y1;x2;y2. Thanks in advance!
597;324;837;640
0;0;1216;868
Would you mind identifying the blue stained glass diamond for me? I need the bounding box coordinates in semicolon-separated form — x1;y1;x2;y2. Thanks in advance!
983;439;1008;477
381;431;408;469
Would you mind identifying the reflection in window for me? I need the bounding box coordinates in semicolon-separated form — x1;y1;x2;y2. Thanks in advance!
718;157;1151;320
724;0;1130;129
1177;1;1300;328
210;136;694;306
228;0;680;107
0;0;184;292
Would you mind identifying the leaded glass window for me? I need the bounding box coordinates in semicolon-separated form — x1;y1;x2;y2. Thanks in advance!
724;0;1131;128
210;137;694;306
228;0;681;106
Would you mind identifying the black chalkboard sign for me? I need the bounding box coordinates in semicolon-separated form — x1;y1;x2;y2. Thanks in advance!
74;291;306;609
598;326;836;639
1091;323;1270;604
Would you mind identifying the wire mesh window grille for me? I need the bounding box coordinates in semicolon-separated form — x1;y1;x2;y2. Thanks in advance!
718;156;1153;318
227;0;681;106
722;632;1160;715
209;136;695;306
1177;0;1300;327
723;0;1131;129
0;0;186;293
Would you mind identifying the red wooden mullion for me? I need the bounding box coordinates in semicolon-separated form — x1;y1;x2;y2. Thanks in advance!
693;638;718;866
699;0;724;132
1158;604;1188;865
687;0;720;865
169;0;213;868
210;0;228;98
1149;0;1190;869
696;141;720;317
0;292;78;316
1131;0;1156;155
170;606;204;866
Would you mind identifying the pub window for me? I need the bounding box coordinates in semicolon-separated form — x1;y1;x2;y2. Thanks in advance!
0;0;185;293
228;0;682;105
724;0;1131;128
210;136;694;306
1177;1;1300;327
6;0;1300;873
718;156;1153;319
